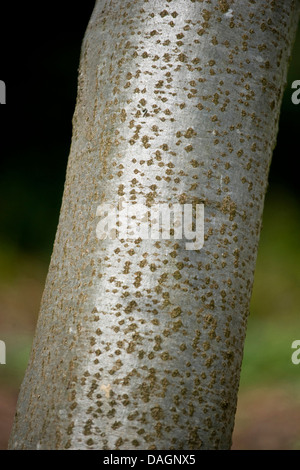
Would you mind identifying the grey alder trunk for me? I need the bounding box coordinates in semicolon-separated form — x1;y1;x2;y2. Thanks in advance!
9;0;299;450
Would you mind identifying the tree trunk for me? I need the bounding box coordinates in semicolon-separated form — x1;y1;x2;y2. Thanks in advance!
9;0;299;450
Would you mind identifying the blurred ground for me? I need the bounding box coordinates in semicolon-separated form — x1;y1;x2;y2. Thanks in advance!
232;386;300;450
0;389;17;450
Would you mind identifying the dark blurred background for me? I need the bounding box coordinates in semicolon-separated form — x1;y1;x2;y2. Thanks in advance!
0;1;299;450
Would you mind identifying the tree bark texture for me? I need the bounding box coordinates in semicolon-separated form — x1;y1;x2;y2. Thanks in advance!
9;0;300;450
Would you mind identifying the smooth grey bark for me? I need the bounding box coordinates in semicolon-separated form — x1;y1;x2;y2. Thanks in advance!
9;0;299;450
